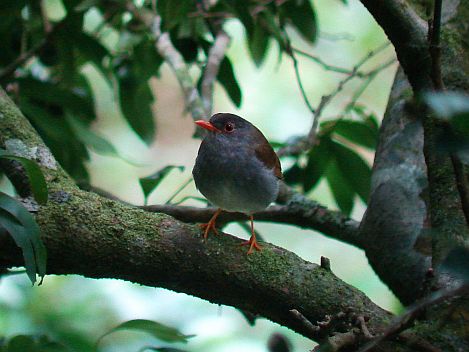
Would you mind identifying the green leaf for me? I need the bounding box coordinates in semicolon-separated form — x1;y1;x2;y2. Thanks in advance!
157;0;193;30
363;113;379;132
332;120;378;149
303;137;332;192
441;246;469;283
248;24;270;67
18;77;94;121
118;73;156;145
283;163;303;186
225;0;254;34
349;105;380;134
65;114;119;157
74;32;111;79
98;319;194;346
258;10;286;51
332;141;371;203
0;192;47;285
173;37;199;63
450;113;469;136
19;100;74;143
217;57;242;107
281;0;317;43
133;37;164;80
326;161;354;215
19;99;91;182
139;166;185;204
6;335;38;352
55;29;78;86
75;0;100;11
4;335;66;352
0;149;48;204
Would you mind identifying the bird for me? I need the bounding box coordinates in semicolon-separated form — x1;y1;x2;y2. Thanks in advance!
192;113;283;254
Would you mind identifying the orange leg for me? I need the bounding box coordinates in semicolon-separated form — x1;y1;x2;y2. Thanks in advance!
241;215;262;254
199;208;222;239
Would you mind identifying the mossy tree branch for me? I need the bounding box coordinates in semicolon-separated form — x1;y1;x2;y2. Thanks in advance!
0;86;408;350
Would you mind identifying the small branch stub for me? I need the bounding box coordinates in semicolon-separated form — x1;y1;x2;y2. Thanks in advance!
321;256;331;271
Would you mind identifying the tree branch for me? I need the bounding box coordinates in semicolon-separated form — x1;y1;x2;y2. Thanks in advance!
201;30;230;114
361;0;469;274
0;191;392;343
360;67;431;304
0;85;402;349
359;0;432;92
141;201;362;249
126;3;208;123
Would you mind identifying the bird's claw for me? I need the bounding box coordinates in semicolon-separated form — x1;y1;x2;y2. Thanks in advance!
198;208;222;240
240;237;262;254
199;221;219;239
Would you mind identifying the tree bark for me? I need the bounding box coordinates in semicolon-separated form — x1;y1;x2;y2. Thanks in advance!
360;68;431;305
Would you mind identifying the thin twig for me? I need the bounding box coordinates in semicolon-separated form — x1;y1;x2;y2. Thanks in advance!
172;195;208;206
357;315;374;339
201;30;230;114
291;53;316;114
0;17;66;81
346;58;397;110
188;11;232;19
277;42;392;157
282;27;316;119
126;2;208;122
315;331;357;352
289;309;320;334
40;0;52;34
430;0;444;90
357;284;469;352
165;178;193;205
0;39;47;80
293;48;362;76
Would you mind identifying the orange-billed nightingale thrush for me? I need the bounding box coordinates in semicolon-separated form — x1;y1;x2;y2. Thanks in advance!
192;113;283;254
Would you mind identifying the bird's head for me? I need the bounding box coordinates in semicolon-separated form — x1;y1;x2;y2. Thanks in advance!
195;113;256;139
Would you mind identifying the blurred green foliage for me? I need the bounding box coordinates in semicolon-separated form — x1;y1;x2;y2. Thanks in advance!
2;0;318;182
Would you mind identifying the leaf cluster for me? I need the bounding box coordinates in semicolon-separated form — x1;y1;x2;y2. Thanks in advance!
283;106;378;215
0;0;321;182
0;319;192;352
0;149;48;284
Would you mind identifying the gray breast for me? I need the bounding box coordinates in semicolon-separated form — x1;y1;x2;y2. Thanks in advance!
193;136;279;214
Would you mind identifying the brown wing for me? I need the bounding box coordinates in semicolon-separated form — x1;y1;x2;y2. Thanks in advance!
254;131;283;180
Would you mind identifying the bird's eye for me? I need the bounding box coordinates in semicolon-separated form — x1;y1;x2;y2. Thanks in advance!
224;122;234;132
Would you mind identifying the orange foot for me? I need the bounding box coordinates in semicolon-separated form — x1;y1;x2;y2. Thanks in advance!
199;208;222;239
240;235;262;255
240;215;262;254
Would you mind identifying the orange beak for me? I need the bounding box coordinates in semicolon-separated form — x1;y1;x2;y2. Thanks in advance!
195;120;221;133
